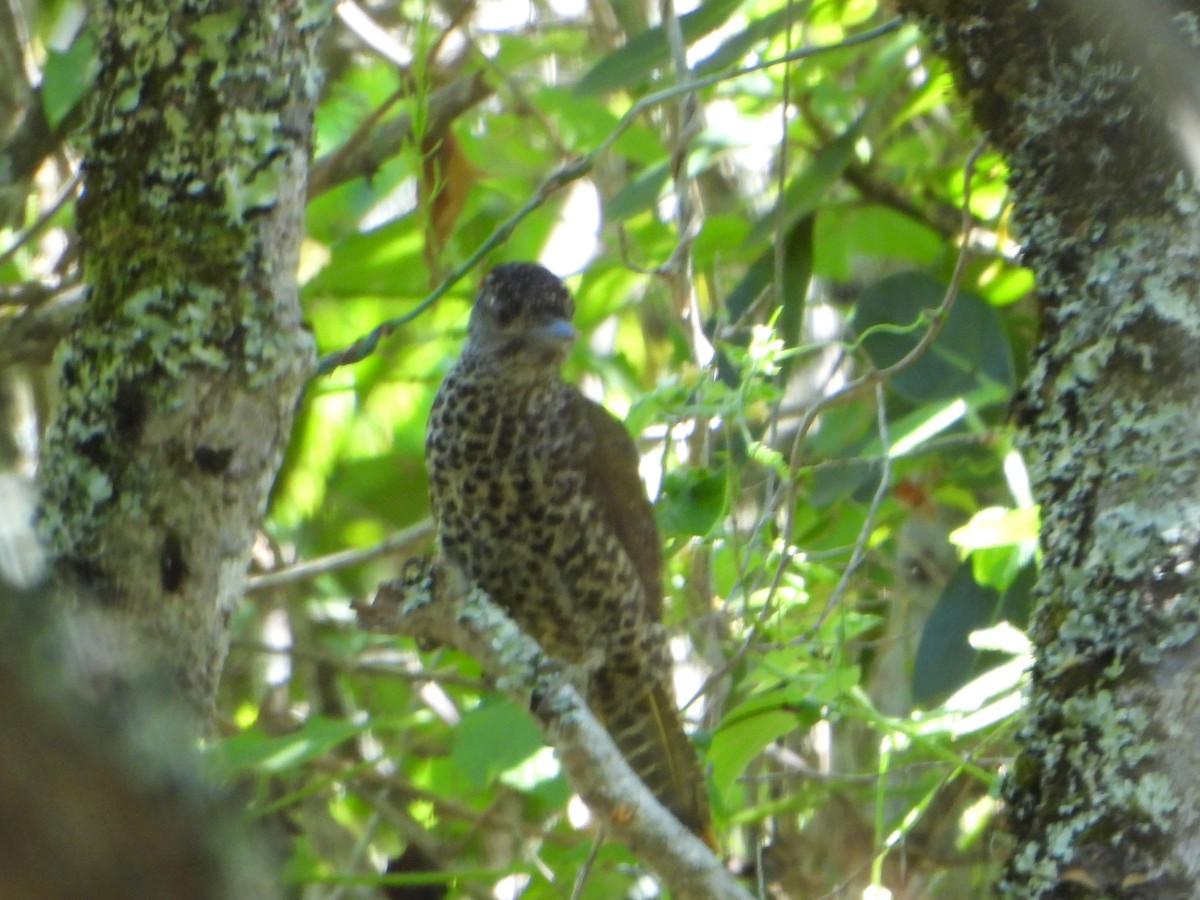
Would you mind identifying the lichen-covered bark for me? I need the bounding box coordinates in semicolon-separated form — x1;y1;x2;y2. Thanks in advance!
898;1;1200;896
37;1;327;714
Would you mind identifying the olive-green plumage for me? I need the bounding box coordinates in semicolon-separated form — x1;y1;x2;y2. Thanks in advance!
426;262;711;842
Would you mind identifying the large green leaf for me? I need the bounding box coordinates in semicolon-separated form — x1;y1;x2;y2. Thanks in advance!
814;204;942;278
714;215;813;388
724;215;813;343
605;159;670;220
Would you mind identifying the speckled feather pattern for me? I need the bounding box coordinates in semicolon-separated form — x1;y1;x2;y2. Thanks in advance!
425;263;711;840
427;356;669;678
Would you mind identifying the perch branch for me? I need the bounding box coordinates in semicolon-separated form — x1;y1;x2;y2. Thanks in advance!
355;560;753;900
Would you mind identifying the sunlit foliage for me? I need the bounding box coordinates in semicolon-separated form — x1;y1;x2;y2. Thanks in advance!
3;0;1040;895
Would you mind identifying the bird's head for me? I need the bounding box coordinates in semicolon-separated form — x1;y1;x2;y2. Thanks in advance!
465;262;578;371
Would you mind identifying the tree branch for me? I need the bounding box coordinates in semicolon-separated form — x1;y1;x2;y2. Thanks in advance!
355;559;753;900
244;519;434;593
307;71;493;198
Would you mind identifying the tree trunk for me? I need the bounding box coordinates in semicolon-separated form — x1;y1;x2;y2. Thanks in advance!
899;2;1200;895
37;1;322;715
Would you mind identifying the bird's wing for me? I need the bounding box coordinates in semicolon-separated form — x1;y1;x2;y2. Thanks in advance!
570;391;664;620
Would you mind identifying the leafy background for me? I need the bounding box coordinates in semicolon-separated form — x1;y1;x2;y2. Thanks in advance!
5;0;1041;896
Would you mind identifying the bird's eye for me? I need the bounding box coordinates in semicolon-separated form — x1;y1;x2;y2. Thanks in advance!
492;299;519;327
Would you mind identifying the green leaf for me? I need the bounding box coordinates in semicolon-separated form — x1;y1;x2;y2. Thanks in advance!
710;690;819;799
853;271;1015;408
886;398;968;457
724;215;813;345
808;456;880;508
912;561;1035;708
715;216;813;387
915;655;1029;737
41;28;96;129
951;505;1039;590
968;544;1026;597
656;465;728;537
218;716;365;775
823;204;943;267
529;87;623;152
691;214;751;270
574;0;745;95
498;746;563;794
604;159;669;220
303;217;426;300
451;698;545;787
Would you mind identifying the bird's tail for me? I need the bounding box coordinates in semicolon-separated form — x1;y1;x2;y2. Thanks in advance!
591;669;715;847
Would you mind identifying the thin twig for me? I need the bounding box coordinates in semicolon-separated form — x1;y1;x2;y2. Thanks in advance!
569;827;608;900
244;519;435;592
0;172;81;272
807;380;891;635
228;638;484;689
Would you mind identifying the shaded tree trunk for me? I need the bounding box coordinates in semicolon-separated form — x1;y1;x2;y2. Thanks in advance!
899;1;1200;895
37;1;323;714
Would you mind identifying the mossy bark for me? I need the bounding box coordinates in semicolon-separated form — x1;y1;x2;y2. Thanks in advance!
899;2;1200;895
37;1;326;715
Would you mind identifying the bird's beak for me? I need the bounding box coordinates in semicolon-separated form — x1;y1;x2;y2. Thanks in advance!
532;317;578;348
